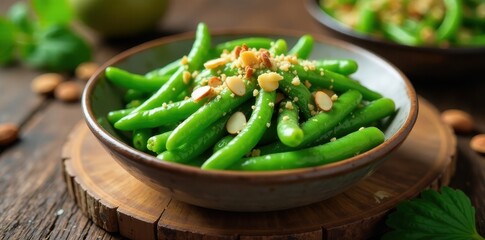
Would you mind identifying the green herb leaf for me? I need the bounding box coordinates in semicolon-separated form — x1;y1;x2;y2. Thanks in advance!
0;17;17;65
23;25;91;71
383;187;484;240
7;2;33;34
31;0;73;27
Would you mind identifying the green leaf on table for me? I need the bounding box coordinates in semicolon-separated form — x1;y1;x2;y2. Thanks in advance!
7;2;34;34
31;0;73;27
383;186;485;240
0;17;17;65
23;25;91;71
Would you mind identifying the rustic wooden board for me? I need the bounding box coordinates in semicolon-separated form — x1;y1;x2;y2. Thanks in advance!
62;97;456;240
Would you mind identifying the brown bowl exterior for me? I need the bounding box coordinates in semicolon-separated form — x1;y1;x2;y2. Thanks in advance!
82;29;418;212
306;0;485;78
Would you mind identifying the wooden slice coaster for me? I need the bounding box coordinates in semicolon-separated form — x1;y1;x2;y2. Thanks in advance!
62;97;456;240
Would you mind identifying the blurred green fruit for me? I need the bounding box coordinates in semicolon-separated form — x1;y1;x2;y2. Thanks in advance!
69;0;169;37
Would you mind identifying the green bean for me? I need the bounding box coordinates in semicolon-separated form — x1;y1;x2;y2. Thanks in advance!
213;135;235;153
314;59;358;75
312;97;395;146
132;128;151;152
269;39;288;55
276;70;315;119
125;99;143;109
105;67;169;92
214;37;273;54
145;58;181;79
114;98;207;131
437;0;463;41
107;108;134;125
129;23;211;113
382;23;422;46
293;64;382;101
258;90;363;155
230;127;385;171
277;101;304;147
355;1;377;34
147;131;172;154
258;117;279;145
201;90;276;170
123;89;149;103
166;79;256;151
288;34;314;59
158;113;231;164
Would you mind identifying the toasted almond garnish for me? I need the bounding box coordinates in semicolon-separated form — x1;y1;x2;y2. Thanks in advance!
183;71;192;84
234;46;242;58
257;72;283;92
191;86;212;102
315;91;333;111
241;44;248;51
226;76;246;96
181;56;189;65
260;51;272;68
245;66;254;79
207;77;222;87
226;111;247;134
239;51;259;67
204;58;227;69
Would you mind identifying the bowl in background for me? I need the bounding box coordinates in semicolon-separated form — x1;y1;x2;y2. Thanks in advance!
82;29;418;212
305;0;485;78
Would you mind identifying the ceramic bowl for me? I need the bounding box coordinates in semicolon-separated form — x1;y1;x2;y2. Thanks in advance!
82;29;418;212
305;0;485;78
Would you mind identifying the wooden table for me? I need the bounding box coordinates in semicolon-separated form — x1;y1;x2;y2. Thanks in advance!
1;0;484;239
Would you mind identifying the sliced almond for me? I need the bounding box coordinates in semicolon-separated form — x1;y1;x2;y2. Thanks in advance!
470;134;485;154
191;86;213;102
226;111;247;134
314;91;333;111
225;76;246;96
257;72;283;92
203;58;227;69
239;51;259;67
245;66;254;79
260;50;272;68
207;77;222;87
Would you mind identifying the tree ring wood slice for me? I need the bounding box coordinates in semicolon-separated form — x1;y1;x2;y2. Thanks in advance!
62;97;456;240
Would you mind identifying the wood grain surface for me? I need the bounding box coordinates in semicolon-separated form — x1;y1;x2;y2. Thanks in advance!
1;0;484;239
61;97;455;240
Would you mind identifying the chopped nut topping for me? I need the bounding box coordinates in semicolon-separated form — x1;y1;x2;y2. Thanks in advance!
226;111;247;134
226;76;246;96
331;94;338;101
204;58;227;69
234;46;242;58
304;80;312;88
257;72;283;92
291;76;301;86
245;66;254;78
208;77;222;87
191;86;213;102
253;89;259;97
183;71;191;84
282;115;290;121
260;50;272;68
314;91;333;111
181;56;189;65
285;101;294;110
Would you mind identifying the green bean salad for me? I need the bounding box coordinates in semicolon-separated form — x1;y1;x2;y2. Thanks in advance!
320;0;485;47
104;23;395;171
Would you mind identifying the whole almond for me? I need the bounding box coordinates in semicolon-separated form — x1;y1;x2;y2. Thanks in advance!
0;123;19;146
55;82;82;102
441;109;475;133
31;73;64;95
75;62;99;82
470;134;485;154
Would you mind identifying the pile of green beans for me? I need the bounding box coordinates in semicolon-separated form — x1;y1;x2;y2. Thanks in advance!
320;0;485;46
104;22;395;171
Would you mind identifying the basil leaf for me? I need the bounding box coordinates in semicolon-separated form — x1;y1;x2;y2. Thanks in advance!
7;2;33;34
383;187;484;240
24;25;91;71
0;17;16;65
31;0;73;26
